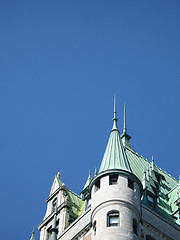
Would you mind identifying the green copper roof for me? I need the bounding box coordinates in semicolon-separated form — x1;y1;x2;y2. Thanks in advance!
126;146;179;223
99;97;132;173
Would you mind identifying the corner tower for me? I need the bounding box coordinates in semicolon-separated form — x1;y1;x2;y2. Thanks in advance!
89;97;143;240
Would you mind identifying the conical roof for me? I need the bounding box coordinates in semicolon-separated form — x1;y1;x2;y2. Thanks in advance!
99;97;132;173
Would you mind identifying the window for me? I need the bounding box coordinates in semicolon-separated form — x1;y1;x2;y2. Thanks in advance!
93;221;96;235
147;194;155;207
95;179;100;192
109;174;118;185
107;211;119;227
52;198;57;212
146;235;155;240
128;178;134;190
133;219;138;235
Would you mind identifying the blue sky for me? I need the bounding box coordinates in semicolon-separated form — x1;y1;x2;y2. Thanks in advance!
0;1;180;239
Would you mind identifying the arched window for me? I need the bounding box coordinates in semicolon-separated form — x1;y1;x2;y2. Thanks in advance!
133;219;138;235
107;210;119;227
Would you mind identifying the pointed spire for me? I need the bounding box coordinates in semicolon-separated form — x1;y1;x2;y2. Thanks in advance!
123;102;127;134
30;227;35;240
112;94;118;131
99;98;132;173
142;168;147;181
121;102;132;148
146;167;150;181
151;156;155;171
83;170;92;190
94;167;97;176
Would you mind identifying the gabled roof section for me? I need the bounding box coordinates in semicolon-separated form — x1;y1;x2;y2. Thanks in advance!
99;97;132;173
126;147;179;223
49;172;62;196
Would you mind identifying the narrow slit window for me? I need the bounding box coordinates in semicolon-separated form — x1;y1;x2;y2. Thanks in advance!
95;179;100;192
93;221;96;235
128;178;134;190
146;235;155;240
109;174;118;185
133;219;138;235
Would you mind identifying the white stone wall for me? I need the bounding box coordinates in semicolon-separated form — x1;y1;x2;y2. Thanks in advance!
91;174;141;240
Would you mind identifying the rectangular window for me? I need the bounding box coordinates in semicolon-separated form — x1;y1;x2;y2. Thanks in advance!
107;211;119;227
95;179;100;192
109;174;118;185
147;194;155;207
109;216;119;226
128;178;134;190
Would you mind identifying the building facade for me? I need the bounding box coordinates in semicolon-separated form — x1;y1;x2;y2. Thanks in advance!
38;101;180;240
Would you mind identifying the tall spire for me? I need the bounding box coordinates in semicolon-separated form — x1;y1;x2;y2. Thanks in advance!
99;98;132;173
121;102;132;148
123;102;127;134
30;227;35;240
112;94;118;130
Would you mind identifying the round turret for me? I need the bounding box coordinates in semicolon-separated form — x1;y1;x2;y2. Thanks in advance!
89;98;143;240
90;170;142;240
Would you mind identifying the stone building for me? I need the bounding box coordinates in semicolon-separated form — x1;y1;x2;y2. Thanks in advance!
38;100;180;240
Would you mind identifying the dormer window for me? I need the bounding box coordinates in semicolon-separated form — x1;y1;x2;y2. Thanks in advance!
147;194;155;207
109;174;118;185
128;178;134;190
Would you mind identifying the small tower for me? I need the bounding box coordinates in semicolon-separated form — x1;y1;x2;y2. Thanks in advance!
89;97;143;240
38;172;71;240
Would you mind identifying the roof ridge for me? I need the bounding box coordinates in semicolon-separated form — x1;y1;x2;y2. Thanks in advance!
125;147;178;182
166;184;179;195
67;189;82;200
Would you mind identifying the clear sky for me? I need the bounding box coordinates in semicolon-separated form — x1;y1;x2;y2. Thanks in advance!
0;1;180;239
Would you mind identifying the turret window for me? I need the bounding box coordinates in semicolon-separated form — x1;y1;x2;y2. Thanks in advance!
128;178;134;190
109;174;118;185
94;179;100;192
146;235;155;240
107;211;119;227
133;219;138;235
93;220;96;235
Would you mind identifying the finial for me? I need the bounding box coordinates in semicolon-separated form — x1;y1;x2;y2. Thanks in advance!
88;170;91;178
142;167;147;182
30;226;35;240
112;94;118;130
123;102;127;134
94;167;97;176
151;156;154;171
146;167;150;181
